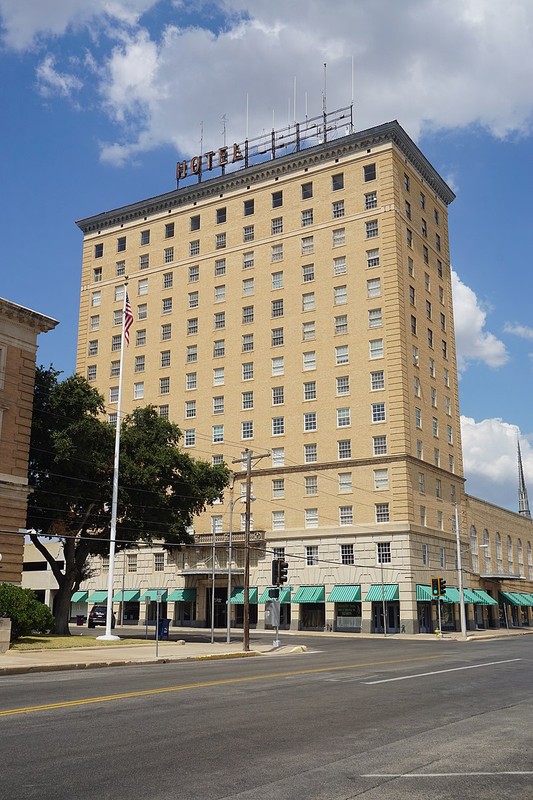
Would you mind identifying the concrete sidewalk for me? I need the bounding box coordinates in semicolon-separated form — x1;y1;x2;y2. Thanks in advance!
0;626;531;676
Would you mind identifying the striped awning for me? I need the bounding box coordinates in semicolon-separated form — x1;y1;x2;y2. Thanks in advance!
516;593;533;607
71;591;88;603
140;589;168;602
112;590;141;602
327;585;361;603
441;587;460;603
364;584;399;602
471;589;498;606
499;591;524;607
167;588;197;602
230;587;258;604
416;585;433;602
463;588;483;604
292;585;325;603
259;587;292;603
87;590;108;603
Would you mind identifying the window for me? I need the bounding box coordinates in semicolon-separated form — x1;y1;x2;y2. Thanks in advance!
241;391;253;410
215;232;226;250
127;554;137;573
109;386;119;404
406;228;413;247
185;400;196;418
140;229;150;246
271;271;284;290
427;328;433;348
136;329;146;346
302;263;315;282
339;506;353;526
214;311;225;329
334;285;347;305
272;416;285;435
243;225;255;243
335;315;348;334
335;345;349;365
332;200;345;218
272;299;284;318
332;172;344;191
213;339;225;357
445;397;451;415
366;219;378;238
447;425;453;444
429;358;435;377
414;377;421;397
136;354;146;372
159;405;169;420
241;421;254;440
164;221;174;238
373;436;387;456
333;256;346;276
436;478;442;499
420;506;426;526
336;375;350;395
367;278;381;298
434;448;440;467
272;190;283;208
332;228;345;247
422;544;429;567
369;308;382;328
161;323;171;341
212;424;224;443
94;242;103;259
421;218;427;238
87;365;96;381
431;387;437;407
271;216;283;235
188;265;200;283
110;361;120;378
365;191;377;209
242;333;254;352
440;312;446;332
304;381;317;400
184;429;196;447
374;468;389;490
405;200;411;220
417;439;423;459
272;386;284;405
93;266;102;283
304;412;317;431
134;381;144;400
162;298;173;314
117;236;126;252
436;233;441;251
337;407;351;427
409;285;416;306
426;300;432;320
404;173;410;192
444;368;450;387
438;513;444;533
243;199;254;216
306;540;319;558
442;340;448;359
242;305;254;324
116;260;125;276
338;439;351;459
301;209;313;227
377;541;391;562
304;443;317;463
369;339;384;359
186;372;197;390
415;407;422;428
301;181;313;199
88;340;98;356
303;321;316;340
242;278;254;296
372;403;386;423
423;245;429;264
139;254;149;270
366;249;380;268
272;511;285;530
303;351;316;370
242;362;254;380
272;356;284;376
364;163;376;181
272;447;285;466
165;246;175;263
305;475;318;495
338;472;352;493
136;304;146;321
189;241;199;257
159;377;170;395
271;327;284;346
432;417;439;437
272;479;285;499
418;472;425;493
437;259;443;278
187;318;198;335
243;251;254;270
371;370;385;391
301;236;314;255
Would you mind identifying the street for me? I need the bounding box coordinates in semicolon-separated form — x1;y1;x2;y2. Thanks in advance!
1;635;532;799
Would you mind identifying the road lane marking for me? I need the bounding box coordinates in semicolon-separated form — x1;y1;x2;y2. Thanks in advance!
362;772;533;777
362;658;521;684
0;653;445;717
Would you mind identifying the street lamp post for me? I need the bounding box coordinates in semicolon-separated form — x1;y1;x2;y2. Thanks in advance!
454;503;468;639
380;556;387;637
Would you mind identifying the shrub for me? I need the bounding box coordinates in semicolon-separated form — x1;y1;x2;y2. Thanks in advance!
0;584;55;641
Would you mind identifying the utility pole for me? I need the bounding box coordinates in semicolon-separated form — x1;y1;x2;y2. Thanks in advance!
243;449;252;652
454;503;468;639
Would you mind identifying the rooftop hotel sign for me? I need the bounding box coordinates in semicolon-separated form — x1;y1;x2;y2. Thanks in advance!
175;106;353;186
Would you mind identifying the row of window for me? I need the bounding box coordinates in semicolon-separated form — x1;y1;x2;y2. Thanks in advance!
268;471;388;498
416;439;455;472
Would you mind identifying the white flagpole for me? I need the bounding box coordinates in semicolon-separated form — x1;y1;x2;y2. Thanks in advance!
98;284;129;640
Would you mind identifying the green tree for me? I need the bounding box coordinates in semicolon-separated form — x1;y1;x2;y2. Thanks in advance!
0;584;55;641
27;367;229;634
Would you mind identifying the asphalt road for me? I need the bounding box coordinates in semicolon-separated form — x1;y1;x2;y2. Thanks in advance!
1;636;532;799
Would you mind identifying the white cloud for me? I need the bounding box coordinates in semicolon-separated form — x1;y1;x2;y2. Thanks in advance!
504;323;533;341
3;1;533;160
452;271;508;373
461;416;533;511
36;54;82;98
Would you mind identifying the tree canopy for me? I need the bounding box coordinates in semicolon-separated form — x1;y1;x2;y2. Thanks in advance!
27;367;230;633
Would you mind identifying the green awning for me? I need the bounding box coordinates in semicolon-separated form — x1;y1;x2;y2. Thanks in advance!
416;585;432;602
259;587;292;603
499;591;524;607
167;588;197;602
364;584;399;602
292;585;325;603
516;593;533;607
230;587;258;604
327;585;361;603
140;589;168;602
471;589;498;606
520;593;533;605
112;590;141;602
87;590;108;603
71;591;88;603
463;588;482;604
441;587;461;603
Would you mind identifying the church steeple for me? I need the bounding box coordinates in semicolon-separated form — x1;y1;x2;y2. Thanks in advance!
518;438;531;519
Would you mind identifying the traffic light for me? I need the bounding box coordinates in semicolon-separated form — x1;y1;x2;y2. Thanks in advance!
279;560;288;584
431;577;440;597
268;588;280;599
439;578;447;596
271;559;280;586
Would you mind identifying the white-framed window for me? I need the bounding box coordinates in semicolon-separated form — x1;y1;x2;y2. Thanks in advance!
271;271;284;289
371;371;385;391
365;191;377;209
368;308;382;328
301;236;314;255
213;339;225;358
241;391;254;410
422;543;429;566
365;219;378;238
373;436;387;456
271;243;283;262
332;228;346;247
159;405;169;420
304;412;317;431
159;377;170;395
337;407;351;428
88;340;98;356
135;354;146;372
242;305;254;324
334;285;347;305
241;420;254;440
367;278;381;298
272;447;285;466
335;315;348;335
111;335;121;352
305;475;318;495
302;321;316;341
303;351;316;370
272;416;285;436
301;208;313;227
272;511;285;531
242;278;254;296
187;318;198;335
272;479;285;499
304;443;317;463
377;541;391;561
272;356;284;376
243;224;255;243
162;298;173;314
272;386;284;405
186;372;197;390
243;250;254;269
371;403;386;423
374;468;389;490
336;375;350;395
134;381;144;400
332;200;345;218
366;249;380;268
303;380;317;400
338;439;351;459
127;553;137;573
339;506;353;526
420;505;426;526
137;304;147;321
214;311;225;330
306;540;319;558
110;361;120;378
189;240;200;257
271;216;283;235
302;292;315;312
184;429;196;447
242;362;254;380
212;395;224;415
415;407;422;428
437;512;444;532
369;339;384;359
161;323;171;341
447;425;453;444
211;424;224;444
185;400;196;418
211;515;223;534
302;263;315;282
242;333;254;352
340;543;355;564
87;365;96;381
109;386;119;404
271;327;284;346
335;345;349;365
91;290;101;307
417;439;423;459
90;314;100;331
338;472;352;493
186;345;197;363
418;472;425;493
136;329;146;346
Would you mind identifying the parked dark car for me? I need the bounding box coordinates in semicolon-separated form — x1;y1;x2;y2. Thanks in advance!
88;605;116;628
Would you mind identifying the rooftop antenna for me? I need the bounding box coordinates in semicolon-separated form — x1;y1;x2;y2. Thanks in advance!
322;62;328;142
350;55;355;133
293;76;297;123
518;438;531;518
221;114;227;175
246;93;249;140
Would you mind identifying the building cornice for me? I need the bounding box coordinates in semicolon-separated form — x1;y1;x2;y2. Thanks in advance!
76;121;455;235
0;298;58;334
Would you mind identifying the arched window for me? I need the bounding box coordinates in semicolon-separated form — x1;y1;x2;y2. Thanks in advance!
517;539;524;574
507;535;514;568
496;532;503;572
470;526;478;574
483;529;491;571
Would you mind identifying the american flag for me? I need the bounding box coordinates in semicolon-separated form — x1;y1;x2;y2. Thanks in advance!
123;293;133;345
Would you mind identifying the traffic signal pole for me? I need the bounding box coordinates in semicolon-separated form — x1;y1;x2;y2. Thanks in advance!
454;503;468;639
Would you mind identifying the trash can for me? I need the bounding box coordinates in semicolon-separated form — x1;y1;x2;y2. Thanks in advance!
157;618;170;639
76;615;85;626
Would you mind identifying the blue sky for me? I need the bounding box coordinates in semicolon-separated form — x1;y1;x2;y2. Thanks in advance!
1;0;533;511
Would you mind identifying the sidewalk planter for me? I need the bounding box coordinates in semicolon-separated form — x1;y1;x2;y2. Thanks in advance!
0;618;12;653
